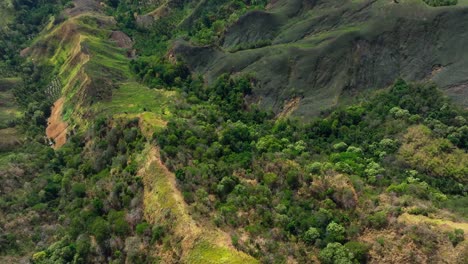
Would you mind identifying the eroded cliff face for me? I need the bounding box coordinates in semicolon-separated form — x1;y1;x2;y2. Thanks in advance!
174;0;468;117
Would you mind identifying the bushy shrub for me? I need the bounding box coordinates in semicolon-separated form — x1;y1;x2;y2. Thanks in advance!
304;227;321;244
326;222;346;243
344;241;370;263
319;243;354;264
447;229;465;246
366;211;388;229
423;0;457;7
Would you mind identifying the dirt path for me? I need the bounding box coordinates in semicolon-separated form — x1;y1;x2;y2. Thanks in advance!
46;98;68;149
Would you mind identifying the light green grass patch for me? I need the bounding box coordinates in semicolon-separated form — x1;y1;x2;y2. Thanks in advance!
93;82;175;117
92;82;176;134
399;213;468;236
187;240;259;264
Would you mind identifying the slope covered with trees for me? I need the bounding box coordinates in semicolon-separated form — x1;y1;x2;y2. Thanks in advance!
0;0;467;263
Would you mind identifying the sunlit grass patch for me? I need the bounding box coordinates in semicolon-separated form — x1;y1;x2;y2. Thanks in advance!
187;240;259;264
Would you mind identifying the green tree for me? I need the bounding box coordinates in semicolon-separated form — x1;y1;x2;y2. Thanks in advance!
90;217;110;243
326;222;346;243
344;241;370;263
304;227;321;244
319;242;354;264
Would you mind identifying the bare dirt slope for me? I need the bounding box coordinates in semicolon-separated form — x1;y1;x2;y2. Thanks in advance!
46;97;68;149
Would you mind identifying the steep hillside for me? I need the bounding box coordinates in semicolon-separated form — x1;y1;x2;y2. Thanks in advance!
0;0;467;263
1;0;258;263
173;0;468;116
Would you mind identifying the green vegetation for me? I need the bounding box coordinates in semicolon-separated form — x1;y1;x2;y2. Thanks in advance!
153;73;467;261
0;0;68;73
106;0;268;48
92;82;175;119
1;0;468;263
0;78;21;128
423;0;458;6
188;241;258;264
399;125;467;184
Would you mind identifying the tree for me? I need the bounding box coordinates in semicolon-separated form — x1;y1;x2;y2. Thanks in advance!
90;217;110;243
304;227;320;244
326;222;346;243
319;242;354;264
344;241;370;263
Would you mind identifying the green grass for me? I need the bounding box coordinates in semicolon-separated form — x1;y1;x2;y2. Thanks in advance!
176;0;468;117
92;82;176;136
139;144;258;263
399;213;468;234
187;241;259;264
30;13;136;128
0;152;13;167
93;82;174;117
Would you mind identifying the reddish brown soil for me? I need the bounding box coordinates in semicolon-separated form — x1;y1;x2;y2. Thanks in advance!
46;98;68;149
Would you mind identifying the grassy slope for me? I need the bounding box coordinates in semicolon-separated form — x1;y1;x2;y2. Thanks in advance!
399;213;468;235
139;146;258;263
91;82;175;137
24;1;259;261
30;12;131;129
175;0;468;116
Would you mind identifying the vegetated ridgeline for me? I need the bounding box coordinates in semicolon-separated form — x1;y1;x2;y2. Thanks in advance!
139;145;257;263
1;0;467;263
20;0;259;262
173;0;468;117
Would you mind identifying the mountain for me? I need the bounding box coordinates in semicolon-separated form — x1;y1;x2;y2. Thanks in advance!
0;0;467;263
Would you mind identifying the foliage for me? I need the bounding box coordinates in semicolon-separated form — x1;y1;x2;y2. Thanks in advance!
153;74;467;261
399;125;468;184
319;243;355;264
2;0;468;262
447;229;465;246
304;227;321;244
423;0;457;7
